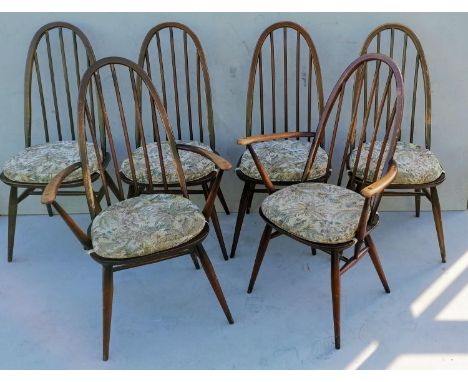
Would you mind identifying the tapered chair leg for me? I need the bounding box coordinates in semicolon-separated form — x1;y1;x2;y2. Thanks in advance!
196;244;234;324
7;187;18;263
46;204;54;217
331;251;341;350
247;224;273;293
202;183;228;261
190;252;201;270
245;186;255;214
217;187;230;215
430;187;447;263
365;235;391;293
230;182;254;258
415;188;421;217
102;265;114;361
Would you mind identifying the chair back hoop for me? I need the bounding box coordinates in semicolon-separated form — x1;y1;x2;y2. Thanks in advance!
137;22;215;149
360;23;431;149
24;21;97;147
77;57;188;219
245;21;324;141
302;53;404;220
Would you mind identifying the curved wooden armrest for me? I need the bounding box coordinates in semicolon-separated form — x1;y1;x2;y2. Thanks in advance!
41;162;82;205
238;131;315;146
361;162;398;198
176;144;232;171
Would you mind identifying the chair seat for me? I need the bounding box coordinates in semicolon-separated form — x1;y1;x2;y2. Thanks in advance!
120;140;216;184
1;141;99;184
91;194;206;259
350;141;444;185
237;139;328;182
261;183;365;244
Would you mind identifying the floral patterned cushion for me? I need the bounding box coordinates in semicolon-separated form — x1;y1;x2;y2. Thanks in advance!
91;194;206;259
237;139;328;182
350;141;444;185
1;141;100;184
120;140;216;184
261;183;365;244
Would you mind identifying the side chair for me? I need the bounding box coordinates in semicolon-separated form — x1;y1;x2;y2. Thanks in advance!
357;23;446;262
137;22;230;260
241;53;404;349
41;57;233;361
230;21;326;258
0;21;108;262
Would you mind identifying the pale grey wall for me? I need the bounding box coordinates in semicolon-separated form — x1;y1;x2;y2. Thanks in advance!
0;12;467;214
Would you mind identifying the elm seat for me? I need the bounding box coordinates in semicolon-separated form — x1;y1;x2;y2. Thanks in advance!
237;139;328;182
1;141;100;184
261;183;365;244
350;141;444;185
90;193;206;259
120;140;216;184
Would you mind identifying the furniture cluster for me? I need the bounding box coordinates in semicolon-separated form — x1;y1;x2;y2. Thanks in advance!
0;20;446;361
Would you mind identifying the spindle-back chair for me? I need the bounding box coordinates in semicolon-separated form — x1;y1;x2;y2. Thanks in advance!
137;22;230;260
240;53;404;349
231;21;325;258
358;23;446;262
0;22;108;262
41;57;233;361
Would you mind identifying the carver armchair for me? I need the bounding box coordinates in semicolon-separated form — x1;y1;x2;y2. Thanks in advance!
42;57;233;361
241;53;404;349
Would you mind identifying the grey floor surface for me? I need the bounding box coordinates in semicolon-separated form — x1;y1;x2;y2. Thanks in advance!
0;210;467;369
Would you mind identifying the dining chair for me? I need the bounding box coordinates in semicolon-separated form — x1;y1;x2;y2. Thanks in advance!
137;22;230;261
230;21;325;258
358;23;446;262
0;21;106;262
41;57;234;361
241;53;404;349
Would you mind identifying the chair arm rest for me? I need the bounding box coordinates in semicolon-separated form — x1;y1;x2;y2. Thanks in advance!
360;162;398;198
41;162;82;205
176;144;232;171
238;131;315;146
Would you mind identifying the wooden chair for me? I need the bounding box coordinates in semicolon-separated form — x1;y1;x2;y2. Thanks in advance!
358;23;446;262
0;21;108;262
230;21;325;258
241;53;404;349
41;57;234;361
137;22;230;261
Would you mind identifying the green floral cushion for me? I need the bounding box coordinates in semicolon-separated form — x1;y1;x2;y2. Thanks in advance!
350;141;444;185
1;141;100;184
237;139;328;182
91;194;206;259
262;183;365;244
120;140;216;184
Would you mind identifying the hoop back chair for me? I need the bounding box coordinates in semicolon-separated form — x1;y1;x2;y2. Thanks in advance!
41;57;233;361
358;23;446;262
137;22;230;260
240;53;404;349
231;21;325;258
0;22;106;262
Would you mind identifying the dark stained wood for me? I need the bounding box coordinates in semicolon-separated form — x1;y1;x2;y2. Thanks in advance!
247;224;273;293
244;53;404;350
137;22;231;256
43;56;234;360
360;23;446;262
1;22;104;262
232;22;324;258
